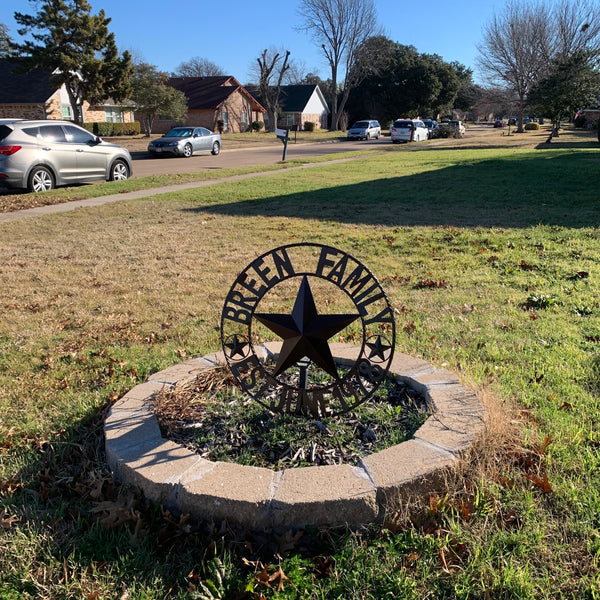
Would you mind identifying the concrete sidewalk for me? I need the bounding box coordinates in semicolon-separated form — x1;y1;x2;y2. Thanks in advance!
0;156;361;224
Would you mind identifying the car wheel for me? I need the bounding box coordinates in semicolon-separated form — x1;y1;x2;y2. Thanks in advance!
365;133;370;140
183;143;193;158
109;159;130;181
211;141;221;156
28;166;54;192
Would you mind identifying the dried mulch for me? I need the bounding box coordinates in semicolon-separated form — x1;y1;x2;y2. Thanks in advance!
152;365;429;469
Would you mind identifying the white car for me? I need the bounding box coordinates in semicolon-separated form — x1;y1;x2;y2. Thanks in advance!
390;119;429;143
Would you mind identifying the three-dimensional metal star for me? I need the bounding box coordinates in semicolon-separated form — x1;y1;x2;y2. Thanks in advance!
254;275;360;379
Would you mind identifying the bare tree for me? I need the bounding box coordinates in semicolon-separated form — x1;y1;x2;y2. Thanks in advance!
173;56;225;77
478;0;600;132
255;48;291;132
297;0;380;130
553;0;600;62
477;0;552;132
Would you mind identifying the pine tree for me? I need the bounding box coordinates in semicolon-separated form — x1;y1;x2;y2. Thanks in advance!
14;0;132;124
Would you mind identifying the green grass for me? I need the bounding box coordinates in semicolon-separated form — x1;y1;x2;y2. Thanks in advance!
1;134;600;598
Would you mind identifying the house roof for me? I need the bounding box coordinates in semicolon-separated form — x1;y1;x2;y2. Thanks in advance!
280;85;326;112
0;58;56;104
168;76;265;112
247;84;329;113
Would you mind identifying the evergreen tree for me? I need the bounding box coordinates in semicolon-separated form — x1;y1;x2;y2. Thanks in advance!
0;23;13;58
13;0;132;124
131;62;188;136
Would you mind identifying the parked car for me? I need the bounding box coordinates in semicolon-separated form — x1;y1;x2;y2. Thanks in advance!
148;126;221;157
494;119;506;128
389;119;429;143
422;119;438;138
0;119;132;192
347;120;381;140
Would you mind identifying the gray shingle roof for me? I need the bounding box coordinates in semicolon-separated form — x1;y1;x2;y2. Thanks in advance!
0;59;56;104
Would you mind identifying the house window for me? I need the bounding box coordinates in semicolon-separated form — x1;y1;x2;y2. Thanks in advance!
105;108;124;123
221;110;229;131
61;105;74;120
242;110;248;125
283;113;295;127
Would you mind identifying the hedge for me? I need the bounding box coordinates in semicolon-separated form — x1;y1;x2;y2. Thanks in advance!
82;121;141;136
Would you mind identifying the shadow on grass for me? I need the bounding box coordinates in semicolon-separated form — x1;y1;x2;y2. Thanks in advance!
184;150;600;229
1;406;327;597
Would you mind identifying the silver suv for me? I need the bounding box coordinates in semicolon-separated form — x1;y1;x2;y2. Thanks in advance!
0;120;133;192
347;120;381;140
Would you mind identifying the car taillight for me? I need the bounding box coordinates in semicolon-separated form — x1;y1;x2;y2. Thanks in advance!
0;145;21;156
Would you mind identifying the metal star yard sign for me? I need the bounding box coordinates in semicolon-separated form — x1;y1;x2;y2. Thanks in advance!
220;243;396;417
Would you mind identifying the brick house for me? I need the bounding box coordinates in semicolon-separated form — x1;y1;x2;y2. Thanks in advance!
249;84;330;131
0;58;135;123
277;85;330;130
151;76;266;134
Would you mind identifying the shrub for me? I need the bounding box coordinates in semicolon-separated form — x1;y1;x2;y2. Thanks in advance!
303;121;315;132
216;120;224;134
81;122;141;136
113;121;140;135
436;124;461;138
524;122;540;130
251;120;264;132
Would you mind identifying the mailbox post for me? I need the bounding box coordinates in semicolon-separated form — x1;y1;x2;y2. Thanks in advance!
275;128;289;161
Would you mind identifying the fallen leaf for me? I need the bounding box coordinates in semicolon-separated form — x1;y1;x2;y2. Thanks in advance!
313;556;335;579
269;566;291;592
275;529;303;554
523;471;552;493
0;510;18;529
254;565;272;589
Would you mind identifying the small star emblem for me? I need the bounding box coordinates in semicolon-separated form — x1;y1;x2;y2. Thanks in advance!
366;335;392;361
224;334;249;358
254;275;360;379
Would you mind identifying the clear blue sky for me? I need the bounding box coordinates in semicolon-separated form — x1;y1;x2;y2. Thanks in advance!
5;0;503;84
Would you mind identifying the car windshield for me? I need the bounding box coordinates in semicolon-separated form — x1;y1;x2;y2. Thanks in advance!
165;128;193;138
351;121;369;128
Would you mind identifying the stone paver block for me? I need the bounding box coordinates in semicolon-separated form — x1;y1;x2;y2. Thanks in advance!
427;385;487;418
403;369;461;395
360;439;456;509
389;353;435;378
117;441;203;503
148;364;203;387
414;413;485;455
271;464;378;527
261;341;283;359
177;462;274;527
328;342;362;366
105;410;162;451
113;381;165;405
197;350;227;367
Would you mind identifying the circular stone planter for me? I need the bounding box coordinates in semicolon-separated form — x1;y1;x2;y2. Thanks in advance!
104;342;487;529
